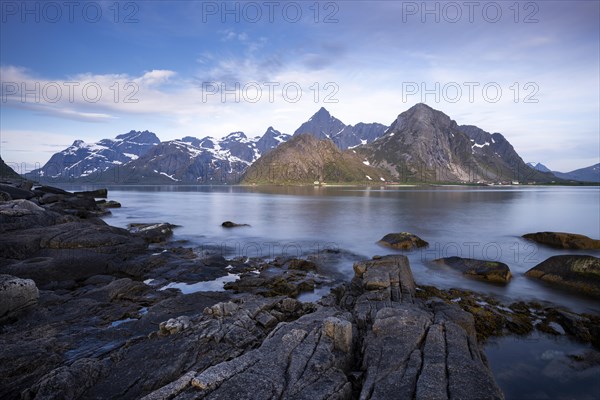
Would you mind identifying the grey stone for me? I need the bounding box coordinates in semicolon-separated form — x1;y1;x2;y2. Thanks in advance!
0;274;39;321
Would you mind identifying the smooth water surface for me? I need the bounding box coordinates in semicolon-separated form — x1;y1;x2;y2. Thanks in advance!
87;185;600;313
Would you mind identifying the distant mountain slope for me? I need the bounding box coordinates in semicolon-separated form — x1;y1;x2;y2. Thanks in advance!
552;163;600;182
242;133;393;184
0;156;20;179
293;108;388;150
255;127;291;155
527;162;552;173
25;130;160;182
356;104;555;183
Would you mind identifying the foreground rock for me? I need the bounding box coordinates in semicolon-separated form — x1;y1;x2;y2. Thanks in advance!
0;275;39;321
433;257;512;284
144;255;503;400
377;232;428;250
525;255;600;297
523;232;600;250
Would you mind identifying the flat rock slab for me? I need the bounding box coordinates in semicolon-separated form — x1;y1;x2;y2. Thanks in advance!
433;257;512;284
523;232;600;250
377;232;428;250
526;255;600;297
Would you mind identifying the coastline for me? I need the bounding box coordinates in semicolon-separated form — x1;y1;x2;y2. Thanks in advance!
1;181;599;399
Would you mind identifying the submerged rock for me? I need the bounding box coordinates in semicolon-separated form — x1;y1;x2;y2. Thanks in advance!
221;221;250;228
434;256;512;284
377;232;429;250
525;255;600;297
523;232;600;250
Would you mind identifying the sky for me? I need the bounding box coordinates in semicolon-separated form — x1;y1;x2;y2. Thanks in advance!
1;0;599;173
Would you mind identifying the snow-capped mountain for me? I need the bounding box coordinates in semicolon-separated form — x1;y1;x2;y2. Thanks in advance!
255;127;291;155
293;107;388;150
74;128;291;184
25;130;160;181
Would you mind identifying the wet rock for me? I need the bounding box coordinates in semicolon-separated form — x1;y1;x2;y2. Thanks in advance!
377;232;429;250
434;257;512;284
221;221;250;228
286;258;319;271
0;274;39;321
525;255;600;297
97;200;121;208
73;188;108;198
523;231;600;250
128;222;177;243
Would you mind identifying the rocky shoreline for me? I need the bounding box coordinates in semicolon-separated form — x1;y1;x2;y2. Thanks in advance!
1;180;599;399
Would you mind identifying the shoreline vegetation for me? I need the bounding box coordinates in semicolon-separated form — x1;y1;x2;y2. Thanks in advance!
1;180;599;399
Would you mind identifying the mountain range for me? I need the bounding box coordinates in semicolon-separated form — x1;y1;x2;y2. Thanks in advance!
528;162;599;183
17;104;597;185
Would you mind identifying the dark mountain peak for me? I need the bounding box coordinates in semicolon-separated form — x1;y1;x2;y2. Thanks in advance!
294;108;345;139
315;106;330;116
71;140;85;147
180;136;202;147
388;103;454;134
404;103;449;121
527;162;552;173
115;130;160;144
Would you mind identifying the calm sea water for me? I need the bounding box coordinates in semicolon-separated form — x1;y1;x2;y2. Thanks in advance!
68;184;600;399
91;184;600;313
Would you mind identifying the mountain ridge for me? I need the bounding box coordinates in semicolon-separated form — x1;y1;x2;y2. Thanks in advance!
21;104;571;185
242;133;393;184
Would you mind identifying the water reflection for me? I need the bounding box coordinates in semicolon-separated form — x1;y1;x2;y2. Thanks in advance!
74;184;600;312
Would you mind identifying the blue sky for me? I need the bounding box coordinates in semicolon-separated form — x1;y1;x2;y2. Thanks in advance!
1;0;599;172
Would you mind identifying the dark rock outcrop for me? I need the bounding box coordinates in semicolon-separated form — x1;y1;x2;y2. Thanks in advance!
144;255;504;399
128;223;177;243
221;221;250;228
523;232;600;250
433;257;513;284
377;232;429;250
0;275;39;321
525;255;600;297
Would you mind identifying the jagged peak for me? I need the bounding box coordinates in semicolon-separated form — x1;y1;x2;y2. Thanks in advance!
115;130;160;144
224;131;247;140
71;140;85;148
